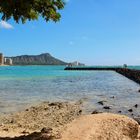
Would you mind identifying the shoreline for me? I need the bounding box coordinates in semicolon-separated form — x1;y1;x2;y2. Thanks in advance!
0;101;140;139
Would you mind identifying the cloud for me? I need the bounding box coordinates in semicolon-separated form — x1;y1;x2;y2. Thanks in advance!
0;20;14;29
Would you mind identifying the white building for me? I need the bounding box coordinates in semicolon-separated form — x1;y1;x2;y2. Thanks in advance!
4;58;13;65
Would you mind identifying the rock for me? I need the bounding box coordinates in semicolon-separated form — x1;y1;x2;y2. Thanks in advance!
103;106;111;110
48;102;58;106
21;130;30;134
110;96;115;99
79;110;82;114
91;110;102;114
128;109;133;112
134;104;138;108
98;101;106;106
133;117;140;124
41;127;52;133
3;128;8;131
10;119;15;123
25;109;29;111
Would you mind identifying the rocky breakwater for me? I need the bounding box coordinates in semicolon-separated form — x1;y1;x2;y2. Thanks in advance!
65;67;140;85
116;68;140;84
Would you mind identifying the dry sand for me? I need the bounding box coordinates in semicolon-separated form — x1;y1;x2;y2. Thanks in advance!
0;102;140;140
0;101;82;138
60;113;140;140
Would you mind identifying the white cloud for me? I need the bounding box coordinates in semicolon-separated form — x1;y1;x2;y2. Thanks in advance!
0;20;14;29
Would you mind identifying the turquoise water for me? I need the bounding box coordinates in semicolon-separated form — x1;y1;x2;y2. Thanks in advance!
128;66;140;70
0;65;140;115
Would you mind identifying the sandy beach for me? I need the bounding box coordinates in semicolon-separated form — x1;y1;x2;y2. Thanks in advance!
0;101;82;139
0;101;140;140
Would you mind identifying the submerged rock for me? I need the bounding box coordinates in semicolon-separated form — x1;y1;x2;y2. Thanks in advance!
110;96;115;99
128;109;133;112
134;104;138;108
103;106;111;110
97;100;107;106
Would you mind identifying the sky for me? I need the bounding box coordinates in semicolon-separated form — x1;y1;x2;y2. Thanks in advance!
0;0;140;65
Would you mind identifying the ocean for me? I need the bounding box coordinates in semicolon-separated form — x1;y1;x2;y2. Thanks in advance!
0;65;140;115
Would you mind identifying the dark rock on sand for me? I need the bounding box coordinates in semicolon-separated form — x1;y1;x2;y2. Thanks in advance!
91;110;102;114
41;127;52;133
79;110;82;114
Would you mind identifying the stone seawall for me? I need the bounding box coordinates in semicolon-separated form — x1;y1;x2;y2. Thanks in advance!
65;67;140;84
116;68;140;84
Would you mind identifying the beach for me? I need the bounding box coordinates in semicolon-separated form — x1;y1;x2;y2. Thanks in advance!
0;101;82;138
1;0;140;138
0;101;140;139
0;66;140;139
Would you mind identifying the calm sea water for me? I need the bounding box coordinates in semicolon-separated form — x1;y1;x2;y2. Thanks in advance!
0;65;140;115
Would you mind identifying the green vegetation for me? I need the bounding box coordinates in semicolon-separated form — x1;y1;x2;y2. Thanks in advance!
0;0;65;23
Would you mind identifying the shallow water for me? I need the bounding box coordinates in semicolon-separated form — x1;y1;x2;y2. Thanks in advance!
0;66;140;116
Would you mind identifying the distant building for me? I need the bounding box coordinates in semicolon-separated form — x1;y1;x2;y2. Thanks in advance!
4;58;13;65
0;53;4;65
68;61;85;67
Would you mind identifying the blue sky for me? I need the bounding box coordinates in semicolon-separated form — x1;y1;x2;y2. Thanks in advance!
0;0;140;65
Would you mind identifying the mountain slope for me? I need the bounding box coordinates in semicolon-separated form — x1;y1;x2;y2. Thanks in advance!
8;53;67;65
